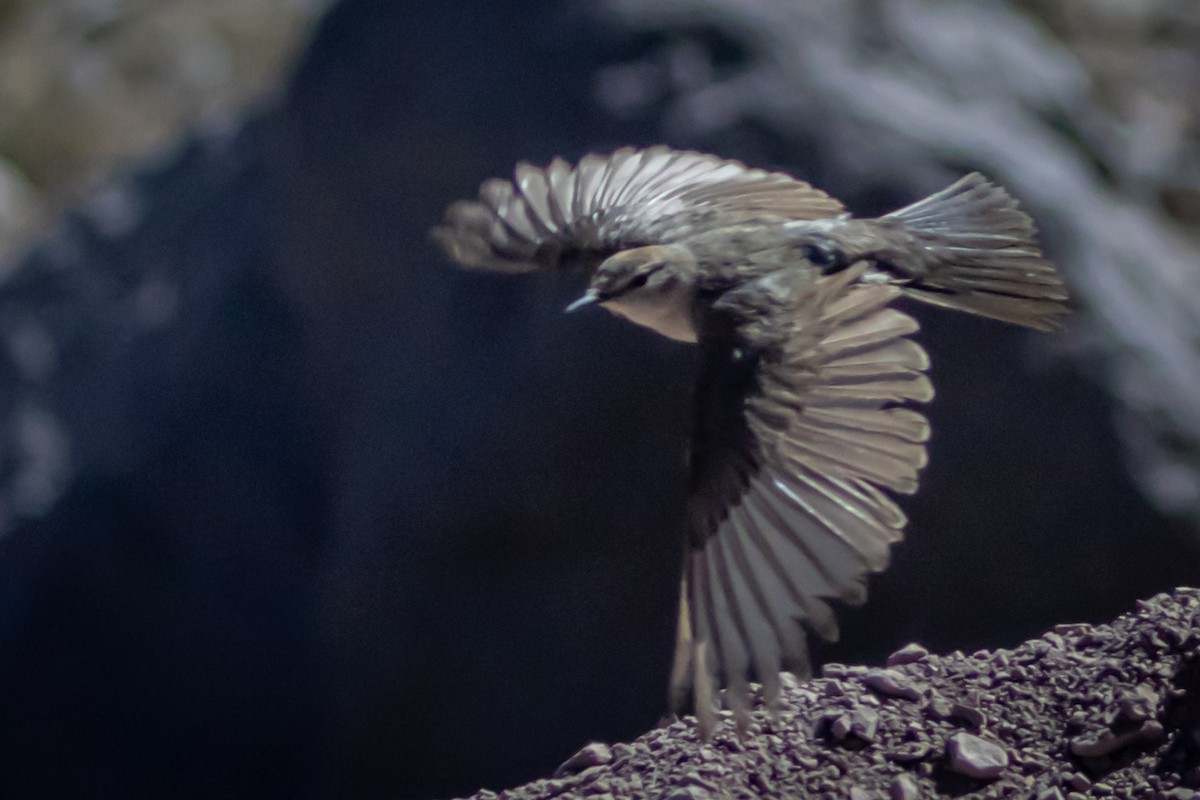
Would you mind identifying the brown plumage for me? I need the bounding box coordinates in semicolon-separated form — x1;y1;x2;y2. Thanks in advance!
433;146;1068;737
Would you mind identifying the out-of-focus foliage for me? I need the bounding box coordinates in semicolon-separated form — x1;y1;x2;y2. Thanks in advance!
597;0;1200;532
0;0;333;265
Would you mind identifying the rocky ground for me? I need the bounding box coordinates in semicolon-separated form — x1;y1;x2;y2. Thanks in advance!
468;589;1200;799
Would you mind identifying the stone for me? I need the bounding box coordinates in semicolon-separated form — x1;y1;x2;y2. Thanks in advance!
556;742;614;776
1069;720;1164;757
1115;685;1159;723
865;669;925;702
890;773;921;800
886;643;930;667
946;732;1008;780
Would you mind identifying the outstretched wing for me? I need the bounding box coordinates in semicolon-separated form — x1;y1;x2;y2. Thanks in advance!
673;264;933;737
432;146;844;273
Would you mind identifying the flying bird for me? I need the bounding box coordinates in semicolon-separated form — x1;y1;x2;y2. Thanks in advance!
432;146;1068;737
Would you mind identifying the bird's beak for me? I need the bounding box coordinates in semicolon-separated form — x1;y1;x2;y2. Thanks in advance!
565;290;600;313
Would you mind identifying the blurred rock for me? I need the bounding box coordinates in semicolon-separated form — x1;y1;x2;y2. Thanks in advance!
0;0;333;265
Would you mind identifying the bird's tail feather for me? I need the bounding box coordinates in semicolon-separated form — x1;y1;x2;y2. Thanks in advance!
880;173;1069;331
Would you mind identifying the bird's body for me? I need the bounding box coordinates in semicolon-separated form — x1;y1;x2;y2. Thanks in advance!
583;219;911;342
433;146;1068;737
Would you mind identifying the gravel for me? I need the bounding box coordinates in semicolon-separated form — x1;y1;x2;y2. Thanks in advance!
463;588;1200;799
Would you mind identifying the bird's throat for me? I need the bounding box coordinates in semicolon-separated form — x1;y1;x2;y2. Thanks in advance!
602;281;699;343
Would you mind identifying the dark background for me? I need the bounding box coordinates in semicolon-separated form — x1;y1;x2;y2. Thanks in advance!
0;1;1197;799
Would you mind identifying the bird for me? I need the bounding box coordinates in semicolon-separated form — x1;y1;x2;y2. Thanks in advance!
432;145;1069;738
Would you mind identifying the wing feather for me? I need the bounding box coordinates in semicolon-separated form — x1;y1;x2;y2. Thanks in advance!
718;509;785;710
545;157;576;231
745;487;852;604
751;486;855;637
432;147;845;272
672;265;932;737
738;492;823;663
689;552;719;737
572;153;609;223
514;163;559;237
702;543;752;727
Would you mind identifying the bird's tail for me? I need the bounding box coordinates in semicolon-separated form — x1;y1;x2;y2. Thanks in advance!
879;173;1069;331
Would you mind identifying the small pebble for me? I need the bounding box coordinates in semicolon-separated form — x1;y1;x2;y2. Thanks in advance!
887;643;930;667
1069;720;1164;757
1065;772;1091;791
946;732;1008;780
865;669;924;701
885;742;930;763
1116;685;1158;723
555;742;613;776
850;707;880;742
822;663;850;679
890;773;921;800
662;788;711;800
950;702;986;729
927;696;954;719
831;714;853;741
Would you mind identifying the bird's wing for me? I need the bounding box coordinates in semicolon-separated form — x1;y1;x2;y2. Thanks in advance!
432;146;845;273
674;264;933;737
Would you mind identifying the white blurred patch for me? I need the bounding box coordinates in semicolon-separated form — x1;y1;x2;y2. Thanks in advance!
83;183;144;240
10;401;72;520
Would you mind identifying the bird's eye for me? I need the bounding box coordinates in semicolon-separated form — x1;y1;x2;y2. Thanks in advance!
800;242;847;274
628;273;650;290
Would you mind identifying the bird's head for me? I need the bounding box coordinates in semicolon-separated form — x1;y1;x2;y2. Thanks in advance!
565;245;696;313
565;244;700;342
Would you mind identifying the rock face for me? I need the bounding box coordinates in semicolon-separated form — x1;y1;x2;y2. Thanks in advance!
468;589;1200;799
